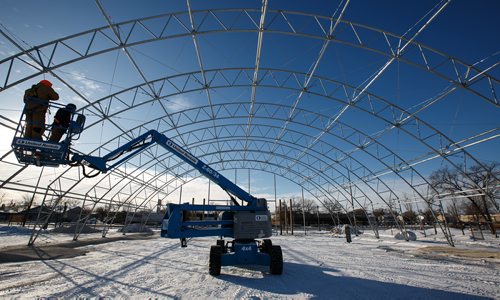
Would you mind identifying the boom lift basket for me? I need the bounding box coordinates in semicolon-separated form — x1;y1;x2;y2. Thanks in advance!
11;102;85;167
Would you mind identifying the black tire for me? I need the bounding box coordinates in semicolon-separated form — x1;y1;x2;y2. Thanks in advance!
209;245;222;276
261;239;272;253
216;239;225;249
269;245;283;275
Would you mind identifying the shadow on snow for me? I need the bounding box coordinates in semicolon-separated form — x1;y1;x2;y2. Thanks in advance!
220;262;491;300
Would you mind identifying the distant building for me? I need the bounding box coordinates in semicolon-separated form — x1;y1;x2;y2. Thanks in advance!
458;213;500;227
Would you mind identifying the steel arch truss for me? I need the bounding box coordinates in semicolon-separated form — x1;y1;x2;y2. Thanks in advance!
0;7;498;246
0;9;497;106
15;99;487;245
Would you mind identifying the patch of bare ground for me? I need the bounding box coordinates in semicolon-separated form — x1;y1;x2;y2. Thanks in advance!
416;246;500;260
0;233;155;263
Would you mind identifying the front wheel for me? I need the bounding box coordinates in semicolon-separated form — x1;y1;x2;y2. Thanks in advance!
269;245;283;275
261;239;272;253
209;245;222;276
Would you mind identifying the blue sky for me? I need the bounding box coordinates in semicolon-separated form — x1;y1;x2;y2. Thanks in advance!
0;1;498;208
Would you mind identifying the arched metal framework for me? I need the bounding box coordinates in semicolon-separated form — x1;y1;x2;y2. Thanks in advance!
0;3;498;246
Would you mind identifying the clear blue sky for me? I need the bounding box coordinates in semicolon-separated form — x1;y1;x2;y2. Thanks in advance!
0;1;498;207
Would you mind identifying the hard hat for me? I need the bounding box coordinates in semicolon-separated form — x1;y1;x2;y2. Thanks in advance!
39;79;53;87
66;103;77;111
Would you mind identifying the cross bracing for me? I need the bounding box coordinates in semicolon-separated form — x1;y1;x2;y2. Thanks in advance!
0;3;498;246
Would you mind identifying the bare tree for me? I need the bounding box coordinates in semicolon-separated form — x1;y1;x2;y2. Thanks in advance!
95;206;109;222
19;193;41;227
399;195;417;225
21;194;33;211
402;195;414;214
447;199;461;225
8;200;18;212
59;198;79;209
291;197;316;214
430;163;499;235
322;200;342;213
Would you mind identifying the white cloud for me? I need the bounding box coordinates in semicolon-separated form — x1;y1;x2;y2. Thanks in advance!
69;95;87;105
69;71;102;93
164;94;194;112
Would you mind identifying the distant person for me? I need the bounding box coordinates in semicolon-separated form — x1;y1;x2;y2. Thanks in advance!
23;79;59;140
49;103;77;142
345;224;352;243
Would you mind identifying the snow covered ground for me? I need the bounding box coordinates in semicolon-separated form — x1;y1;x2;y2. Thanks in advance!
0;226;499;299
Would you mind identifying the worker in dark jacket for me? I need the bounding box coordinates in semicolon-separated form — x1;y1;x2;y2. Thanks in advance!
24;79;59;140
49;103;77;142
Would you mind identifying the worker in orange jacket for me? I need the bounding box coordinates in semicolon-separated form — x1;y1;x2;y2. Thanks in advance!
23;79;59;140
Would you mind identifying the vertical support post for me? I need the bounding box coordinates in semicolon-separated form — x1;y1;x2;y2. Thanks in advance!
202;198;205;220
351;201;358;237
274;174;277;234
274;174;277;214
207;180;211;217
302;187;306;235
235;169;243;206
178;185;183;204
157;199;162;213
289;198;294;235
123;208;131;236
279;199;283;235
208;180;211;204
284;201;288;234
248;168;251;194
317;205;320;231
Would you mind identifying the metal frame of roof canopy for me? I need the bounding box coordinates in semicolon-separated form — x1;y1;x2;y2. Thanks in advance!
72;68;497;179
0;8;497;106
0;4;498;246
19;97;491;245
39;67;499;213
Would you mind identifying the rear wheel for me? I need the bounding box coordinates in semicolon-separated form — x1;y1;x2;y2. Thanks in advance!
209;245;222;276
216;239;225;248
269;245;283;275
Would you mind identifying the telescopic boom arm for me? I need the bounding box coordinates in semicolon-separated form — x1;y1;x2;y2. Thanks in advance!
71;130;258;206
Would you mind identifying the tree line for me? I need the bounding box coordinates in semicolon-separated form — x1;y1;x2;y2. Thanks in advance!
276;162;499;235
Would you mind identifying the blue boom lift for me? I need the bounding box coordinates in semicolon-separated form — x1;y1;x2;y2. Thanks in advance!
11;103;283;276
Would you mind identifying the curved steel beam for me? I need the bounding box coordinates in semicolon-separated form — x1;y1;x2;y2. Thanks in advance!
0;9;497;105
